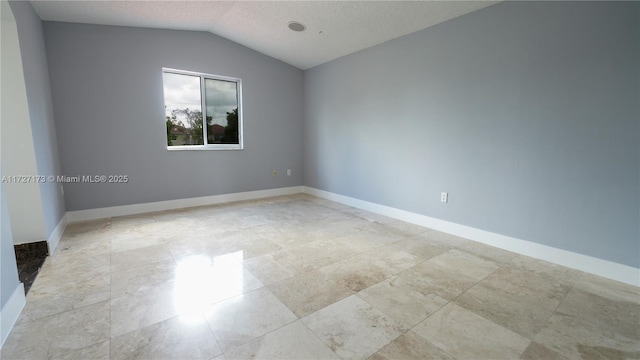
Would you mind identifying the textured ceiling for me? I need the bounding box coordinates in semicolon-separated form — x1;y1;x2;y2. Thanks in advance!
30;1;499;70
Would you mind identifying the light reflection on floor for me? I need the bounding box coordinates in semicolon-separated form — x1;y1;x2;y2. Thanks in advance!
174;251;244;320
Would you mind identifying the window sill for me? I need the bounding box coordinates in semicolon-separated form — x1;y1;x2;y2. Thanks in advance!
167;145;244;151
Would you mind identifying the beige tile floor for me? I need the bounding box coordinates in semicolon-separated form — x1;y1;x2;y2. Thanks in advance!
2;194;639;359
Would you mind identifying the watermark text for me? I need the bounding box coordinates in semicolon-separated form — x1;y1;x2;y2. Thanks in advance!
2;175;129;184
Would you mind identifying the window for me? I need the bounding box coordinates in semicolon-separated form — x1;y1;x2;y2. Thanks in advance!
162;68;243;150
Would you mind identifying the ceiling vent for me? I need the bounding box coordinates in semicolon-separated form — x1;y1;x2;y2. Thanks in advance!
288;21;306;32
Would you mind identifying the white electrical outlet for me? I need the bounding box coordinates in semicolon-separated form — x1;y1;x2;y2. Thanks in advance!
272;170;277;176
287;169;291;176
441;192;448;203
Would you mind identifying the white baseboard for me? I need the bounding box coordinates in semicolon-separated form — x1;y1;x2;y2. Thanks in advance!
1;283;25;348
61;185;639;286
47;214;67;254
66;186;304;223
303;186;640;287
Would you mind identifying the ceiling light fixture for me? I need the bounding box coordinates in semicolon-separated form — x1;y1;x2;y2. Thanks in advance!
288;21;306;32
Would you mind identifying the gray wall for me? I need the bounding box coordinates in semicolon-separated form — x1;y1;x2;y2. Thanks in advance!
10;1;65;236
1;185;19;308
44;22;304;211
1;1;24;311
304;1;639;267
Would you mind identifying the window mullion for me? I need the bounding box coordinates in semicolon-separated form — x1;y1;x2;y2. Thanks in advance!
200;76;208;145
237;80;243;148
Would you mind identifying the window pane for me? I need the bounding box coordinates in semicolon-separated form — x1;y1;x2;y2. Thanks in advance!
205;78;239;144
163;72;204;146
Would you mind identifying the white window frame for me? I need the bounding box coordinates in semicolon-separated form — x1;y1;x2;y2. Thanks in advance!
163;67;243;151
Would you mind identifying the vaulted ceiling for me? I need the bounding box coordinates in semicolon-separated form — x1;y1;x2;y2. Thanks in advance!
31;1;498;70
